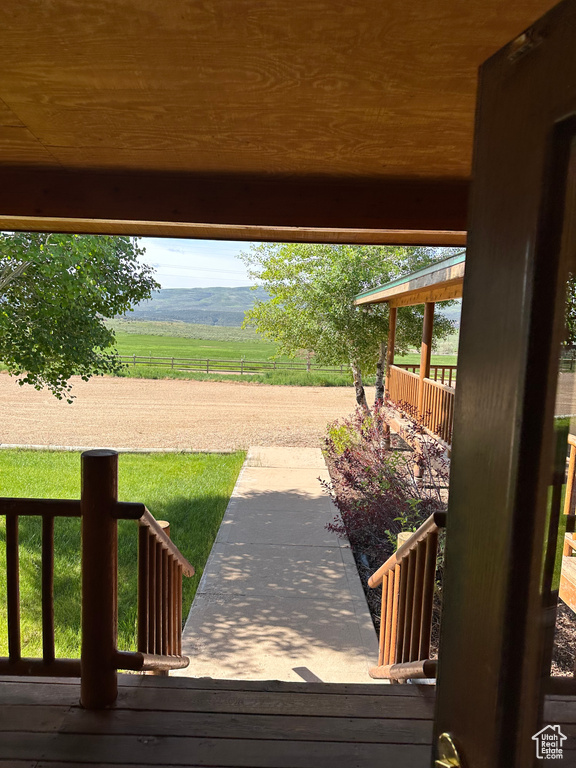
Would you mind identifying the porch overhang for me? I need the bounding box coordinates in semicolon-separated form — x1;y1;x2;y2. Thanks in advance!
0;0;559;243
354;252;466;308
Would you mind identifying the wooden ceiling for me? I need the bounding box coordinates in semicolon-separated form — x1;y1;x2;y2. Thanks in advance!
0;0;559;242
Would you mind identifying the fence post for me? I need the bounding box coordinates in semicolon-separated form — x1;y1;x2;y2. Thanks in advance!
80;450;119;709
133;354;136;367
241;359;244;375
206;359;209;374
171;358;174;369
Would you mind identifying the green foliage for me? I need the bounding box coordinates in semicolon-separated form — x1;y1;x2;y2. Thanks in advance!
566;275;576;345
0;233;159;400
240;243;457;374
322;406;448;563
0;449;245;657
326;422;359;455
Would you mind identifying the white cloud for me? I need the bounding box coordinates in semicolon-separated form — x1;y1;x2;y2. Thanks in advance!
138;238;256;289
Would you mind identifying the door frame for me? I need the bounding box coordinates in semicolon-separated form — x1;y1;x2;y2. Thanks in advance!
435;1;576;765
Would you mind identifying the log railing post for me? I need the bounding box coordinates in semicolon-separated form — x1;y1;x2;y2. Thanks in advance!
384;306;397;396
415;302;435;476
80;449;119;709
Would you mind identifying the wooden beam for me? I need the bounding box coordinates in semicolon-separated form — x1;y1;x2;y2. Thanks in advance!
388;282;463;308
0;167;468;243
355;258;465;306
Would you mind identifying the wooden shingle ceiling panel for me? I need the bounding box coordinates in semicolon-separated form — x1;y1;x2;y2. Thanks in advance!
0;0;559;238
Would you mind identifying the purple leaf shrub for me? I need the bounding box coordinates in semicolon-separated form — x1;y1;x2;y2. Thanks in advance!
321;403;448;564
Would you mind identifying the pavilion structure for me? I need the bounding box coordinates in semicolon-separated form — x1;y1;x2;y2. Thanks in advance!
354;252;465;449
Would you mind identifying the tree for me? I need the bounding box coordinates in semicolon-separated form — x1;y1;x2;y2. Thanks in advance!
566;275;576;347
0;233;159;401
240;243;456;408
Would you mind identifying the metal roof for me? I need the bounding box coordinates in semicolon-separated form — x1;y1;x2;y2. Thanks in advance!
354;252;466;307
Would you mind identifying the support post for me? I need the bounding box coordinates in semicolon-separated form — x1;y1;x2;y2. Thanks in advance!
384;306;397;395
384;305;398;449
80;450;119;709
417;302;435;418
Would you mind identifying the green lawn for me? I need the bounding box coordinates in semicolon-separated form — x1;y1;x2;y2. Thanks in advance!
0;449;245;659
109;328;457;385
112;331;458;367
394;353;458;366
113;331;287;362
116;366;354;387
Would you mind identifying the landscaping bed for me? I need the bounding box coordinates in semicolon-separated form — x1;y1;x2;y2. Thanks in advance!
321;407;575;675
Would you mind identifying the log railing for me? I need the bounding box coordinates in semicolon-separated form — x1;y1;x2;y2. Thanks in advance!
388;364;456;447
388;365;420;415
368;511;446;681
136;512;191;662
0;450;194;708
395;363;457;387
420;378;456;445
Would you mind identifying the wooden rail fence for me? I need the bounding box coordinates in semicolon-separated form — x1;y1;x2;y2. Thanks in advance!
368;511;446;681
119;354;347;375
0;450;194;709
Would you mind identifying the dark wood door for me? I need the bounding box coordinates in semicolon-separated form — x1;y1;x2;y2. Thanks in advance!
434;1;576;766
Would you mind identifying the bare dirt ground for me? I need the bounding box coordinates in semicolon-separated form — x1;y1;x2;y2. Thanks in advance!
0;373;368;451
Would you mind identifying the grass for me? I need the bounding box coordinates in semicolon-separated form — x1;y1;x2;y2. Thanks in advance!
0;449;245;659
115;366;353;387
108;326;457;385
112;331;288;362
394;353;458;366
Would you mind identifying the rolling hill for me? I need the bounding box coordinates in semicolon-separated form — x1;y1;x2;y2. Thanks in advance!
122;286;268;326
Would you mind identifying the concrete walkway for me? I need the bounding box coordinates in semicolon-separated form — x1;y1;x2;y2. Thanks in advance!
176;446;378;684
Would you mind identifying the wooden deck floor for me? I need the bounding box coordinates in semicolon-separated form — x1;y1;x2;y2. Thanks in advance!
0;674;437;767
1;675;575;766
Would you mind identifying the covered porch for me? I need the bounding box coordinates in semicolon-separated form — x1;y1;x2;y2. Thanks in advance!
4;0;576;763
355;253;465;449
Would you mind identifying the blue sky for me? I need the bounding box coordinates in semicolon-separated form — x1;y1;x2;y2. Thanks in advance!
139;238;256;289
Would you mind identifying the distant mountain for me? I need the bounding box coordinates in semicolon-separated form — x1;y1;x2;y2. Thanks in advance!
124;286;463;329
436;300;462;328
122;286;268;326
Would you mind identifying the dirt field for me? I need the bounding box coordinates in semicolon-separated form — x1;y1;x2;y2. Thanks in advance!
0;373;368;451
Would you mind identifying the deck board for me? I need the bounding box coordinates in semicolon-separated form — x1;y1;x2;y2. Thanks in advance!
0;676;434;767
0;733;431;767
0;682;435;718
2;677;575;765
